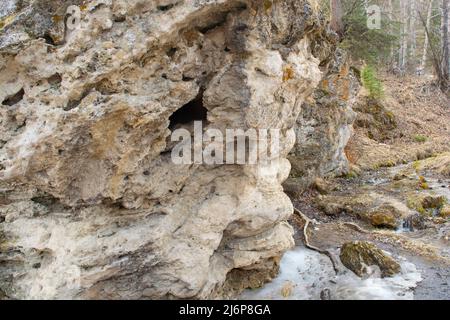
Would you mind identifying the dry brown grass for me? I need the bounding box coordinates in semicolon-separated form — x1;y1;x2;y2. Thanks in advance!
346;74;450;170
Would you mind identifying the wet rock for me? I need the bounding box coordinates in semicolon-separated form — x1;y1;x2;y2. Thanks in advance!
369;211;399;229
403;214;427;231
340;241;401;278
320;288;331;300
368;204;406;229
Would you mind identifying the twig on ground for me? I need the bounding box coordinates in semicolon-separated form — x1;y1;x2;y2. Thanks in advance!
293;207;341;275
340;222;372;234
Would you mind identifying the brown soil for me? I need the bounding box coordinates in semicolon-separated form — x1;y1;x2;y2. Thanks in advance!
346;74;450;171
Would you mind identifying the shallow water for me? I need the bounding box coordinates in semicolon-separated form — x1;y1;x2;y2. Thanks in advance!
239;247;422;300
242;163;449;300
427;179;450;203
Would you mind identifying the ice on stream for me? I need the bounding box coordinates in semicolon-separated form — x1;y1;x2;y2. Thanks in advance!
239;247;422;300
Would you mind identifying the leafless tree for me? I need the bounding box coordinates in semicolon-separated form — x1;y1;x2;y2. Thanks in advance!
330;0;344;36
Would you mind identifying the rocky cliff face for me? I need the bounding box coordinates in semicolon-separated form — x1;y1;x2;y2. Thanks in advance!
0;0;325;299
286;47;359;194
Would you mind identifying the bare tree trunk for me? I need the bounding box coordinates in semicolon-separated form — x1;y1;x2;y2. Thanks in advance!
443;0;450;80
387;0;395;68
399;0;409;74
420;0;449;91
409;0;417;71
330;0;344;37
420;0;434;75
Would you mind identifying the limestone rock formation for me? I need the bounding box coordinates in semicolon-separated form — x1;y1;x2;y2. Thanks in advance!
0;0;324;299
286;47;359;194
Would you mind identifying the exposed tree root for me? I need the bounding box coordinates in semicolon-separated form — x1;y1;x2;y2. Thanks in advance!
293;207;342;275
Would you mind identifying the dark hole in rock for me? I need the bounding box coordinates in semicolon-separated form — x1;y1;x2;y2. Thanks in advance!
198;15;228;34
42;33;56;46
95;79;118;95
160;149;173;157
113;15;126;23
197;3;247;34
167;47;177;58
158;4;176;11
47;73;62;86
2;88;25;106
235;23;248;32
64;99;81;111
182;75;194;82
31;195;58;207
169;91;207;129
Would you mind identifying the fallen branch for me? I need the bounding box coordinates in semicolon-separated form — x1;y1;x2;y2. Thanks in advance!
293;207;341;275
340;222;372;234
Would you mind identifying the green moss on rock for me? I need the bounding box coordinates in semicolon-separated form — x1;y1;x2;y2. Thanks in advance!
340;241;401;278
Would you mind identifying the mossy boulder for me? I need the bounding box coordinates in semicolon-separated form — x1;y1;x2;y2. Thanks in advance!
340;241;401;278
369;212;399;229
367;204;405;229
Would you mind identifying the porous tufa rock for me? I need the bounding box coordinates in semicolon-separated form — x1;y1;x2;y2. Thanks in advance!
0;0;325;299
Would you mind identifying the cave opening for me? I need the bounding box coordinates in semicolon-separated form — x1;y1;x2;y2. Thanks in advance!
169;91;208;129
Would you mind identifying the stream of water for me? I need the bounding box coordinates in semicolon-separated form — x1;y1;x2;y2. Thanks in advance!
240;165;449;300
239;247;422;300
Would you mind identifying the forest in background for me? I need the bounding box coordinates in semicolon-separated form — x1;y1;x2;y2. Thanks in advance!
325;0;450;93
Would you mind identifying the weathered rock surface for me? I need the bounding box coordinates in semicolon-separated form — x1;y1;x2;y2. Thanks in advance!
316;192;411;230
0;0;324;299
285;47;359;194
340;241;401;278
